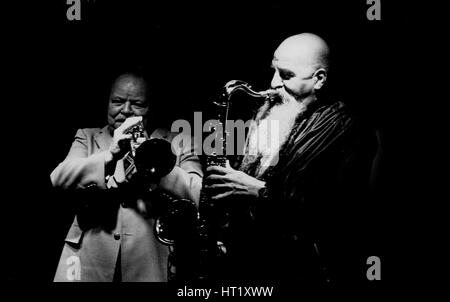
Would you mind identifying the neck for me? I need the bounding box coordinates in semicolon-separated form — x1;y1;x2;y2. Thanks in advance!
296;93;317;109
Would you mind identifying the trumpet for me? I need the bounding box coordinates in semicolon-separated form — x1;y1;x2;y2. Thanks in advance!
123;116;176;181
123;116;196;251
122;116;146;157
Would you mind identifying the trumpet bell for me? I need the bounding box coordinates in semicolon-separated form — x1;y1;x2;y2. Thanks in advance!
134;138;177;181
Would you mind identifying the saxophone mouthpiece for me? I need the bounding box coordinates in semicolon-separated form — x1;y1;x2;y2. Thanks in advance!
260;89;278;98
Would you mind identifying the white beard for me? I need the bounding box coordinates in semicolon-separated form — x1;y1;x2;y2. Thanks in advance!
246;97;307;174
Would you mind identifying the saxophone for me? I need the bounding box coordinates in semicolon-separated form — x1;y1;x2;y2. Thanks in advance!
155;80;278;281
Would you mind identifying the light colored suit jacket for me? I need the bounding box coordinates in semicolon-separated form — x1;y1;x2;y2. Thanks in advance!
51;126;202;282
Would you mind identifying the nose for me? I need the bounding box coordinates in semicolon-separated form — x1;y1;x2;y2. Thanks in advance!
122;100;133;116
270;70;282;89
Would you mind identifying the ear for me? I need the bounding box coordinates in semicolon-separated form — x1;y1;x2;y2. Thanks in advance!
313;68;327;90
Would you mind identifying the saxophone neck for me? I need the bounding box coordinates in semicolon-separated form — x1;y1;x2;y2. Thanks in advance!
223;80;278;102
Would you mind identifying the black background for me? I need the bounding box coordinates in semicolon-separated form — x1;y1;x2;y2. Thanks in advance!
4;0;416;292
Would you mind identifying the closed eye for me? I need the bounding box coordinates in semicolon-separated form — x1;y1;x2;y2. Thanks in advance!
271;63;295;80
279;69;295;80
132;103;146;109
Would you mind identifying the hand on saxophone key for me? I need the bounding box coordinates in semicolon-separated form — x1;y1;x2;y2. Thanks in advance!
204;160;266;201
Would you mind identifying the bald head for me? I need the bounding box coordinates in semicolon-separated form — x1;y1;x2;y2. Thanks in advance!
274;33;330;72
111;73;148;96
270;33;330;102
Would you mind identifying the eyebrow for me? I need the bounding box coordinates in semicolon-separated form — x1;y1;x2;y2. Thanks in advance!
271;60;295;72
280;68;295;76
273;65;295;77
111;94;145;99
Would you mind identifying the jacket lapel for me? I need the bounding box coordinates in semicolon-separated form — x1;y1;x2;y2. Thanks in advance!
93;126;113;152
93;126;126;186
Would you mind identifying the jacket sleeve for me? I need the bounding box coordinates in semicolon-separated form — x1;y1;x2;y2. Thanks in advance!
158;132;203;205
50;129;109;190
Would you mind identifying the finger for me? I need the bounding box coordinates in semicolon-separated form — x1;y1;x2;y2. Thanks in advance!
118;116;142;132
205;174;228;182
225;160;232;169
204;183;231;190
123;116;142;128
136;137;146;144
206;165;230;175
211;191;232;200
118;134;133;141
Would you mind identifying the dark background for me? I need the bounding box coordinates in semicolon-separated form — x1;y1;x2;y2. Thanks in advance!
4;0;415;288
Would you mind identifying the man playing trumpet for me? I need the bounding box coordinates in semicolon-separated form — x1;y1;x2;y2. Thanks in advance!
51;70;202;282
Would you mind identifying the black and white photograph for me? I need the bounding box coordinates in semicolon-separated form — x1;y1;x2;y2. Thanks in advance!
4;0;417;297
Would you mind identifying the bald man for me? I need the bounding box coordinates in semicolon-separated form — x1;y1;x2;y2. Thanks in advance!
51;71;202;281
205;33;377;284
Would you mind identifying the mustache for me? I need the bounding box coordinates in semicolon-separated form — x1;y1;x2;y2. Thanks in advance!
268;88;295;106
255;88;298;121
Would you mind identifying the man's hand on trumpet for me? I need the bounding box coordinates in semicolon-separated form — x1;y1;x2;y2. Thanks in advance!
108;116;146;161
